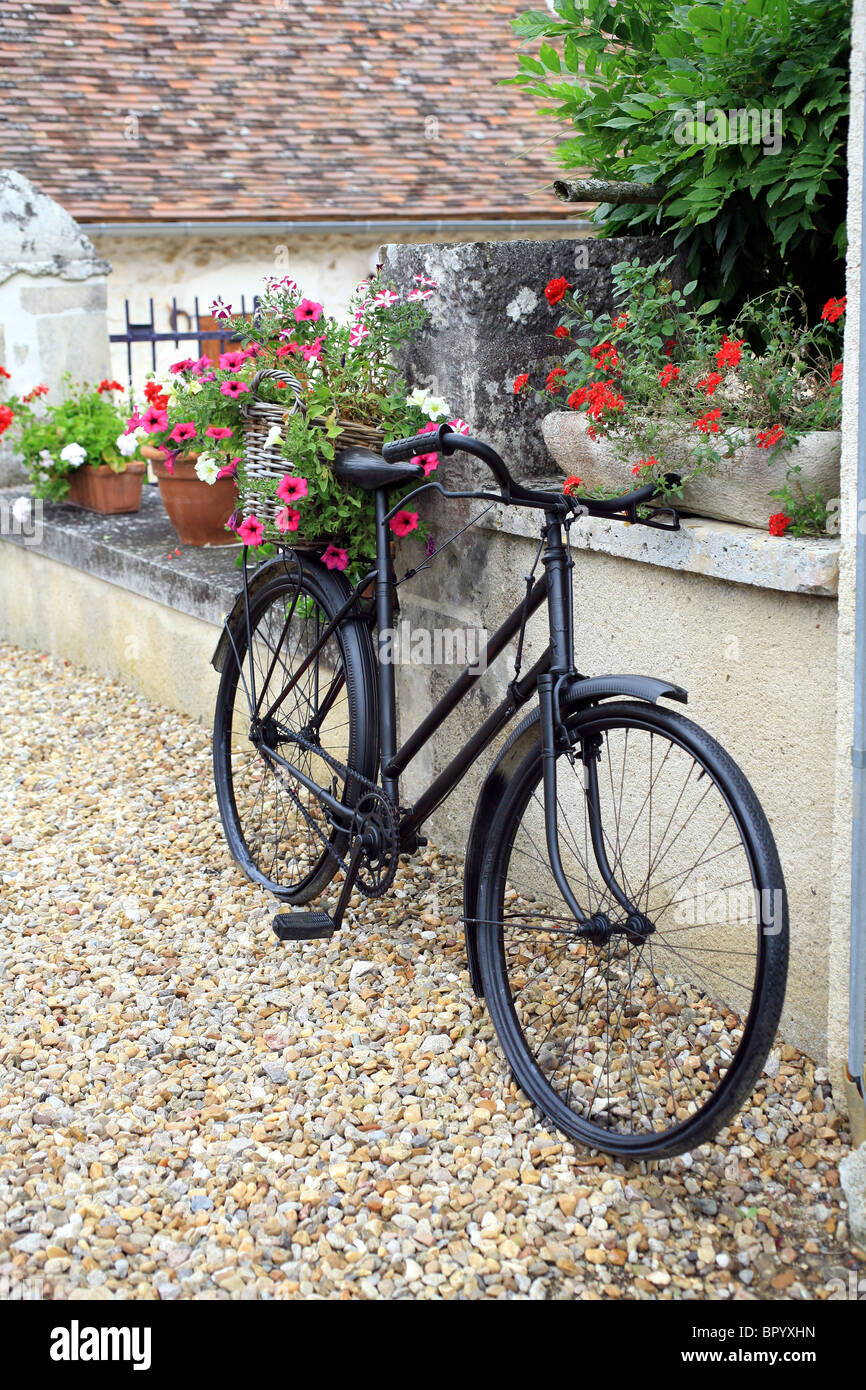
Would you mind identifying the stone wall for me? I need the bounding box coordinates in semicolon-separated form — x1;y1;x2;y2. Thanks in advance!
0;170;111;485
383;234;684;481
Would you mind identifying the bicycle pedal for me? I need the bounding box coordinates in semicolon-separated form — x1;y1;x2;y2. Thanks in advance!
272;911;335;941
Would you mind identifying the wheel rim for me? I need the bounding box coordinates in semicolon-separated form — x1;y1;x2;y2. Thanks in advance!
219;582;354;895
486;710;776;1153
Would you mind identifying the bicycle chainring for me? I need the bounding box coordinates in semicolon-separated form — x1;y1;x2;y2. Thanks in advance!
351;789;400;898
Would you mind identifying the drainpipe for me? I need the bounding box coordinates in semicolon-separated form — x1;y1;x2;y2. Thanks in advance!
846;72;866;1153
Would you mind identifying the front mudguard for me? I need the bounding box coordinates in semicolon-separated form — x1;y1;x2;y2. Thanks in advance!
462;674;687;997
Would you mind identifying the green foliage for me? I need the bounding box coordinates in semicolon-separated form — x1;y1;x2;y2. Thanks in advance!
508;0;849;311
0;375;139;501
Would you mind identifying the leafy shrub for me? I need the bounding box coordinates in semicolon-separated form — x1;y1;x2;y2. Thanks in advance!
509;0;849;313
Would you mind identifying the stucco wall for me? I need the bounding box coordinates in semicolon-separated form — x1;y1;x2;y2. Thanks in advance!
392;516;837;1063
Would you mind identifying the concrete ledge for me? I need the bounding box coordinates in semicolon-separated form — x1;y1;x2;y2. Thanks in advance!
0;484;240;624
490;484;840;597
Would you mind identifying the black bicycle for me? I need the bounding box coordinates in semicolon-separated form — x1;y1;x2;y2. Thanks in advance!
212;424;788;1159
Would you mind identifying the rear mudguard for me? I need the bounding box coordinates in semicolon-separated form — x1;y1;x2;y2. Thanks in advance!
462;674;687;997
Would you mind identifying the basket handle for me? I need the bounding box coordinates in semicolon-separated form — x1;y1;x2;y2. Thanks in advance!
242;368;306;419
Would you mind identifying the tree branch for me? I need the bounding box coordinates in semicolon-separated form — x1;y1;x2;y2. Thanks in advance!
553;178;665;206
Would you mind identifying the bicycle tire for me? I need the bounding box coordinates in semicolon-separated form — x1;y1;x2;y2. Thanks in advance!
213;555;378;902
475;699;788;1159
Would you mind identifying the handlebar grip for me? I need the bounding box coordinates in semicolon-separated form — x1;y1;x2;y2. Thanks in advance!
582;473;681;517
382;430;441;463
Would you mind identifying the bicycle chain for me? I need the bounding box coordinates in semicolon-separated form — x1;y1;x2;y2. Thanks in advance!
263;723;400;897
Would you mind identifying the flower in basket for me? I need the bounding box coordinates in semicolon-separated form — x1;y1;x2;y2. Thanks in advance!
174;269;472;578
0;372;143;501
515;257;844;538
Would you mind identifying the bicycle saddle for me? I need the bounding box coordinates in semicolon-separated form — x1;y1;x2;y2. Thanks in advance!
334;446;425;491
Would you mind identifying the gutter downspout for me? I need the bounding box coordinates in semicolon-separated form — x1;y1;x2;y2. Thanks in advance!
846;71;866;1154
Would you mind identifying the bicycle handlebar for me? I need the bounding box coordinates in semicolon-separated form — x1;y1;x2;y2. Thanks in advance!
382;424;678;520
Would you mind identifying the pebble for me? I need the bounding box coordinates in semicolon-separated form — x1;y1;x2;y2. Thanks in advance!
0;644;855;1301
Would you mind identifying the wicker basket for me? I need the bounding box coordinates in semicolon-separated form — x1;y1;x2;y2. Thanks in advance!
238;374;386;545
238;368;305;533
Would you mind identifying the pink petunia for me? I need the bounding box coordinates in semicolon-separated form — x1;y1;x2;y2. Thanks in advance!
389;510;419;537
169;358;195;374
276;474;308;503
302;335;325;363
372;289;399;310
170;422;197;443
406;288;434;301
210;297;232;320
162;450;179;476
411;450;439;476
220;380;250;398
294;299;323;323
349;324;370;346
216;459;238;480
219;350;247;371
276;342;300;357
238;515;265;547
124;411;142;434
448;418;470;435
321;544;348;571
206;426;233;439
413;274;438;287
142;406;168;432
276;507;301;533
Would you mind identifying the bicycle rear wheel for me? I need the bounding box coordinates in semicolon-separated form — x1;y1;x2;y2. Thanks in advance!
475;700;788;1159
213;555;378;901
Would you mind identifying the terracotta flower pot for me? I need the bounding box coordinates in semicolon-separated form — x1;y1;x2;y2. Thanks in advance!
141;446;238;547
542;411;841;530
65;462;145;515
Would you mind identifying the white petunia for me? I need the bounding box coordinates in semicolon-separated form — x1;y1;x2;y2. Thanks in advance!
11;496;32;525
60;443;87;468
424;396;450;421
406;387;430;411
194;453;220;485
116;433;139;458
134;426;149;443
265;425;283;449
186;378;202;395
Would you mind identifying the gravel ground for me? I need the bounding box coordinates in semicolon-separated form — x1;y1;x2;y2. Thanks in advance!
0;642;863;1301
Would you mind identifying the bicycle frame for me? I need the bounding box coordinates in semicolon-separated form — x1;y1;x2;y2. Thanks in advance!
247;489;609;912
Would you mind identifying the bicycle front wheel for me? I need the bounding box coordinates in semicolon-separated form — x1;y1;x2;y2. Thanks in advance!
475;700;788;1159
213;555;378;902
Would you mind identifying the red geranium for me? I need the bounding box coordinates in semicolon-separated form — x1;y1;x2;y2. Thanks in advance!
97;379;124;393
0;404;14;435
715;336;744;370
512;373;529;394
554;326;570;340
590;341;619;372
562;475;582;495
831;362;843;384
757;424;785;449
693;408;722;434
658;363;679;388
696;372;723;396
769;512;791;537
545;367;568;394
821;297;846;324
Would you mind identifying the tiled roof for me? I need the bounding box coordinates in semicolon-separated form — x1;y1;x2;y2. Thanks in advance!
0;1;575;224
